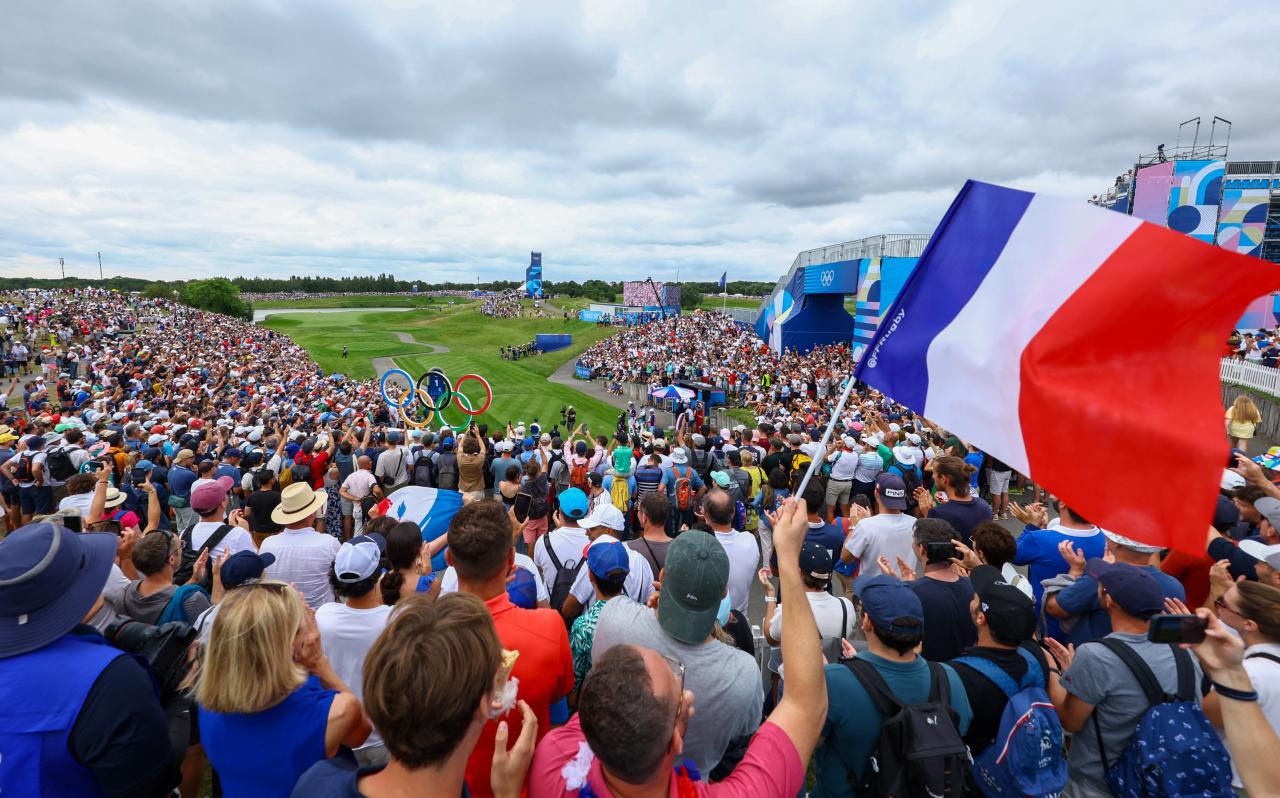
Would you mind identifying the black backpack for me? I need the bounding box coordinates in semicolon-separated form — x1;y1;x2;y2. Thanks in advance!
690;449;711;481
46;446;78;482
435;452;459;491
525;474;550;519
544;538;585;624
174;523;234;591
11;452;36;482
412;455;436;488
844;658;970;797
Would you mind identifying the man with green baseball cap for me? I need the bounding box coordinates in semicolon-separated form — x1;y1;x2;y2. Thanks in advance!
589;529;762;775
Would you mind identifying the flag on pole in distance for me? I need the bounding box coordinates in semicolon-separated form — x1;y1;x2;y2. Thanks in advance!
718;271;727;291
377;486;464;571
855;180;1280;553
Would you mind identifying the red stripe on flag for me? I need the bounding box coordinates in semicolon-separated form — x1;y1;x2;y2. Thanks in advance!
1019;222;1280;553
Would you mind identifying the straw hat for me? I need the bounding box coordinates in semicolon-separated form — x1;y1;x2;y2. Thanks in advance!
271;482;328;526
103;487;127;509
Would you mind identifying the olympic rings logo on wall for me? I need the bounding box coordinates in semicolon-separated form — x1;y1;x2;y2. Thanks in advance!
379;367;494;432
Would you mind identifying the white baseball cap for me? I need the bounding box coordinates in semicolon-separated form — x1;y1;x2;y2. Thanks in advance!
1239;539;1280;570
581;502;626;532
334;540;382;583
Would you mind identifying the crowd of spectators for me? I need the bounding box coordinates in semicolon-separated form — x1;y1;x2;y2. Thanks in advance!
2;288;1280;797
480;290;528;319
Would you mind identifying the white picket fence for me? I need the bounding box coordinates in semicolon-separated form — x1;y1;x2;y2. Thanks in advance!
1221;358;1280;397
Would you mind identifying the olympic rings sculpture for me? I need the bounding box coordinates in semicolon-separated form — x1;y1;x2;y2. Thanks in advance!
380;367;493;433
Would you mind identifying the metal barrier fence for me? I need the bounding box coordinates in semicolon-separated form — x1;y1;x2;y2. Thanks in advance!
1221;358;1280;397
792;233;931;268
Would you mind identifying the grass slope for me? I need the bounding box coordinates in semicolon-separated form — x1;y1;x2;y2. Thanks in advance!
263;305;624;435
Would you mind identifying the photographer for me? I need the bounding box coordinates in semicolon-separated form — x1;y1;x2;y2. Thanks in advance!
0;522;179;796
880;517;977;661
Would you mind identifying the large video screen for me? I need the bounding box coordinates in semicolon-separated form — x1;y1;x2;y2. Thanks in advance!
1131;162;1174;226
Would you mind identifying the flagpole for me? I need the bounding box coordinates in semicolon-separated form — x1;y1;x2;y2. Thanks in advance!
794;366;859;499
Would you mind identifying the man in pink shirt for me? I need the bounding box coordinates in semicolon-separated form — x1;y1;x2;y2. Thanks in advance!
528;496;825;798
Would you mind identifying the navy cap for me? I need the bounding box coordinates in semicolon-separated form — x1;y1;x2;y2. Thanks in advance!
223;447;242;459
587;540;630;581
875;473;908;510
854;573;924;632
1086;560;1163;619
351;533;387;554
219;551;277;588
799;541;833;579
558;488;589;520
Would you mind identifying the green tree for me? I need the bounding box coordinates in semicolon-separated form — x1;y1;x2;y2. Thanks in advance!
143;282;175;300
181;278;252;319
680;289;704;310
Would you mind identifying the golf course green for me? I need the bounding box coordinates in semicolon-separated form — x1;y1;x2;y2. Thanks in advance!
261;302;626;436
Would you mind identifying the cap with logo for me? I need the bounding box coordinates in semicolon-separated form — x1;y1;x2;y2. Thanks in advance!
658;530;730;644
875;473;908;510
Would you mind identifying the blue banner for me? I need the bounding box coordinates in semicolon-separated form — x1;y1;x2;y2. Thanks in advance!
574;362;594;379
802;259;860;294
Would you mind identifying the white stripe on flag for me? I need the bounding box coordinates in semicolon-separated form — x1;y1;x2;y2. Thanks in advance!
922;194;1141;474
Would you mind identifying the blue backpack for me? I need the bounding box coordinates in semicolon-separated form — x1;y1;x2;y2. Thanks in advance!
954;648;1066;797
1092;638;1233;798
157;584;208;626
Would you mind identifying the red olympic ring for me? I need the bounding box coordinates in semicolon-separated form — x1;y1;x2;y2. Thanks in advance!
453;373;493;416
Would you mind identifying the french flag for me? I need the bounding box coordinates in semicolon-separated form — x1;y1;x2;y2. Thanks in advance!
856;180;1280;553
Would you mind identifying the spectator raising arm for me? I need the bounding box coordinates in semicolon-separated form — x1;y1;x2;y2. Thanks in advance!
765;496;828;763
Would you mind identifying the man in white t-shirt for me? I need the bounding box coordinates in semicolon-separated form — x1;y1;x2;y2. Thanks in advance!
703;489;759;614
338;456;379;536
186;476;256;560
532;488;590;589
262;482;341;608
317;535;394;766
763;541;857;667
563;502;654;621
841;474;919;578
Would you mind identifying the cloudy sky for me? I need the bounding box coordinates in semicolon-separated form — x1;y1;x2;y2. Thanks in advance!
2;0;1278;285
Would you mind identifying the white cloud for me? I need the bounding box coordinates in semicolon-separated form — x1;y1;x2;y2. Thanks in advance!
2;0;1278;283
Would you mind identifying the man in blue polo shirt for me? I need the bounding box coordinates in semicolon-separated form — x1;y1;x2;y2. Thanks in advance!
814;574;972;797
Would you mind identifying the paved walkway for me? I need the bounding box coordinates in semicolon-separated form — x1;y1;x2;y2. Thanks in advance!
371;332;450;377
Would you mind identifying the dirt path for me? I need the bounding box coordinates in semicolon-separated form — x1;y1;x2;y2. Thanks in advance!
371;332;450;377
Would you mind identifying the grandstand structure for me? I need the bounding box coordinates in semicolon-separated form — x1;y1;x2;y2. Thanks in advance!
1088;123;1280;327
753;233;929;356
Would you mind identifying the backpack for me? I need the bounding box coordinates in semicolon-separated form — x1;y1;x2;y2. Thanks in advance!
157;584;209;626
671;466;693;511
174;523;234;591
690;449;712;481
544;538;586;625
549;453;570;494
525;475;550;519
789;452;813;485
953;648;1067;797
1092;638;1233;798
844;658;970;798
569;458;590;493
11;452;35;483
46;446;77;482
435;452;459;491
412;455;436;488
610;476;631;514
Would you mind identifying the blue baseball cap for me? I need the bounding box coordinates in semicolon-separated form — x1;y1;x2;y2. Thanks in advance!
219;551;277;589
854;574;924;633
506;568;539;609
223;447;242;459
587;541;630;581
1085;560;1163;619
523;437;535;449
133;459;156;471
558;487;589;520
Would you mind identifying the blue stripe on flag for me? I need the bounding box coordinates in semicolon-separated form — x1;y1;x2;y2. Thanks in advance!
854;180;1032;410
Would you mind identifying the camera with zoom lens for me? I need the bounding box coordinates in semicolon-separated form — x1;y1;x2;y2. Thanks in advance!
104;618;197;700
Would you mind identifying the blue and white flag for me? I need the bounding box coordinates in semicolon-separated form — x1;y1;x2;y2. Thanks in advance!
382;486;464;571
717;271;727;291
